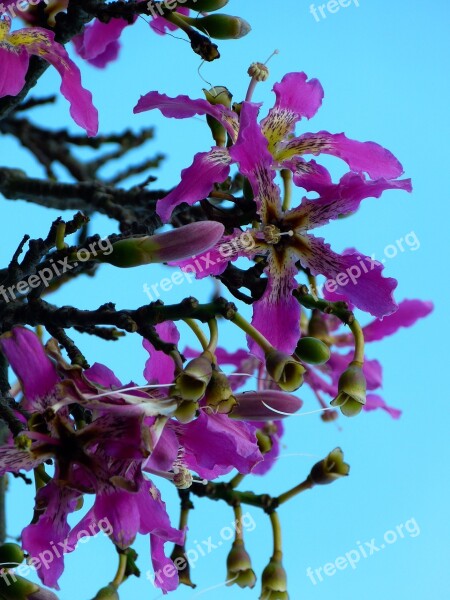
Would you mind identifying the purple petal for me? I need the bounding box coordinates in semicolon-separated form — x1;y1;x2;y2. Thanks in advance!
362;299;434;342
0;327;59;408
297;237;398;318
261;72;324;152
72;18;134;68
285;172;412;231
156;149;232;222
0;446;50;475
230;101;282;221
249;250;300;359
84;362;123;388
364;393;402;419
283;157;332;193
11;27;98;135
0;45;29;97
133;91;239;140
143;322;180;385
144;426;179;472
279;131;405;180
250;421;284;476
178;411;263;479
150;6;190;36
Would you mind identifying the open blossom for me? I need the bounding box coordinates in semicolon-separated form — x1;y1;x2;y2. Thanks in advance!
0;327;183;592
0;16;98;135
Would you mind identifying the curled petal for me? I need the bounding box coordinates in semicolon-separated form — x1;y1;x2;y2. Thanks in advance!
283;157;332;193
156;148;232;222
365;393;402;419
362;299;434;342
73;18;135;68
279;131;405;180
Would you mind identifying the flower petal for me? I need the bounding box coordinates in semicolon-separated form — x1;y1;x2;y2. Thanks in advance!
362;299;434;342
364;393;402;419
261;72;324;153
279;131;405;179
10;27;98;135
0;327;59;408
156;148;232;222
249;250;300;359
283;157;333;193
150;6;189;36
295;236;398;318
72;18;134;68
133;91;239;141
143;322;180;385
0;45;29;96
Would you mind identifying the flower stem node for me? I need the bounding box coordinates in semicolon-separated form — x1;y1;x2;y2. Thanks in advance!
204;370;237;414
260;553;289;600
309;447;350;485
226;540;257;589
181;0;229;11
91;584;120;599
174;351;214;402
183;14;251;40
248;62;269;82
295;337;331;365
265;350;305;392
330;361;366;417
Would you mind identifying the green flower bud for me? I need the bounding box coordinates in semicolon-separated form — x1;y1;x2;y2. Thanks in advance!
226;540;256;589
309;447;350;485
203;85;232;107
307;309;329;338
330;361;366;417
204;370;237;414
260;553;288;600
256;429;273;454
0;544;24;569
90;584;119;600
170;545;196;589
295;337;330;365
265;350;305;392
181;0;229;11
0;571;39;599
185;14;251;40
174;352;213;402
174;400;199;424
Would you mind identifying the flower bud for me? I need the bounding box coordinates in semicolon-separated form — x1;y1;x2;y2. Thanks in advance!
98;222;224;267
174;352;213;402
309;447;350;485
0;571;40;599
226;540;256;589
0;544;24;569
265;350;305;392
295;337;330;365
90;584;119;600
170;545;196;588
256;429;273;454
231;391;302;421
203;86;232;108
248;62;269;82
260;553;288;600
186;14;251;40
330;361;366;417
204;370;237;414
174;400;199;424
182;0;229;11
307;309;329;338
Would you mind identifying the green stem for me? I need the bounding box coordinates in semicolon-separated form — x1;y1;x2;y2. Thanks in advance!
349;319;365;365
269;511;283;557
229;472;246;489
233;504;244;541
183;319;209;351
281;169;292;212
111;552;128;589
231;313;273;355
276;478;314;506
206;318;219;354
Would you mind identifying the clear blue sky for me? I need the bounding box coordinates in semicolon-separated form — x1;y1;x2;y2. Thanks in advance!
2;1;449;598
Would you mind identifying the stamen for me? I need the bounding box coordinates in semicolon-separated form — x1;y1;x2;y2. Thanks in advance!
264;49;280;65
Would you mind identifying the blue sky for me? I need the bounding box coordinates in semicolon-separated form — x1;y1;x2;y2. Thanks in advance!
1;1;449;598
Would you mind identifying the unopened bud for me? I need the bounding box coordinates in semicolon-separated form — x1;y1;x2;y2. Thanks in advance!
0;544;24;569
0;571;39;598
307;309;329;338
90;584;119;600
186;14;251;40
248;62;269;82
174;352;213;402
265;350;305;392
170;545;196;588
260;553;288;599
226;540;257;589
231;391;302;421
330;361;366;417
295;337;330;365
255;429;273;454
203;86;232;107
98;222;224;267
309;447;350;485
